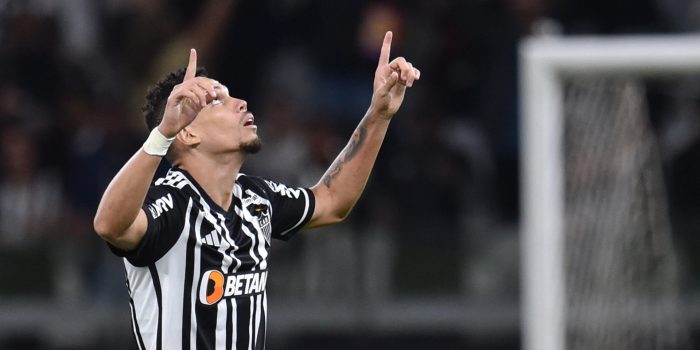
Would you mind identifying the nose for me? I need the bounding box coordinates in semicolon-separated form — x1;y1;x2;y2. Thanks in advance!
237;100;247;112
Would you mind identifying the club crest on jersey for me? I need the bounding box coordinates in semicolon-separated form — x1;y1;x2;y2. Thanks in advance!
243;190;272;244
198;269;268;305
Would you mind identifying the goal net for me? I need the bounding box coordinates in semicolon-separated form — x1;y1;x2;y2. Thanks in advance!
520;35;699;350
564;78;685;349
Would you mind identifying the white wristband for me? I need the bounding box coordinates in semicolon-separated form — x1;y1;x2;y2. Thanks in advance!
143;127;176;156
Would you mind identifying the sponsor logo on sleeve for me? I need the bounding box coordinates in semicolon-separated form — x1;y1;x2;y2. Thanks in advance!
147;193;174;219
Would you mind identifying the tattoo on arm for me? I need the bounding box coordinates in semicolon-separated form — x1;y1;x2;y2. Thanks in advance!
322;125;367;188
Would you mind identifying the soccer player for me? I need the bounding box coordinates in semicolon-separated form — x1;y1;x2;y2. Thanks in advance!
94;31;419;350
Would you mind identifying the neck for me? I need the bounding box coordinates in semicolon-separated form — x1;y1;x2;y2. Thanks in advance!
178;152;246;211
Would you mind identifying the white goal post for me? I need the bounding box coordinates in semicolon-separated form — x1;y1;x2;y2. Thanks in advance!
520;34;700;350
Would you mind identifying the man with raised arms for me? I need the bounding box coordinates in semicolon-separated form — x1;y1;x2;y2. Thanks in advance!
94;31;420;350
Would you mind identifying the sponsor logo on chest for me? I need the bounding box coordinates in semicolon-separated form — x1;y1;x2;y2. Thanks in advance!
198;269;268;305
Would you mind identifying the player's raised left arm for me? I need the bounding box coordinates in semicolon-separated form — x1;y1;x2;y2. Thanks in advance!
306;31;420;228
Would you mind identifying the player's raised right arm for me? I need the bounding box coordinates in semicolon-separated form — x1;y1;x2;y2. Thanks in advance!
93;49;215;251
93;146;163;251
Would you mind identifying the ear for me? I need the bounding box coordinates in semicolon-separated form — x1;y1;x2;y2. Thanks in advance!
177;126;201;147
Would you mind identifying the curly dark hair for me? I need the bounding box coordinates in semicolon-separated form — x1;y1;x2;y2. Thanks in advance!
142;67;208;131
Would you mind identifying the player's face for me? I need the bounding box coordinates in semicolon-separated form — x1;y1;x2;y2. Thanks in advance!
190;87;261;155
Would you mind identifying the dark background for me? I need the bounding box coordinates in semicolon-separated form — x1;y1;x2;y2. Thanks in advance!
1;0;700;349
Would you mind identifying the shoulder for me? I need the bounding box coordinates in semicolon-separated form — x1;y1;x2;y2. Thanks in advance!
147;169;197;203
154;169;194;191
237;173;306;200
236;173;272;199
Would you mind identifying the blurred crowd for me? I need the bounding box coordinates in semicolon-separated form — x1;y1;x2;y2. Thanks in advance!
0;0;531;304
3;0;700;348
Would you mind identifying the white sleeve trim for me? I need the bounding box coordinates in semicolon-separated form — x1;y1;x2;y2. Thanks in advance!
278;188;310;236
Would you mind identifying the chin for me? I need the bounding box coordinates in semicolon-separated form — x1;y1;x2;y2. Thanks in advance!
241;137;262;154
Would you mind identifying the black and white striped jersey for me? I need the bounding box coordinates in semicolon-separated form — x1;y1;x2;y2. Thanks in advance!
108;167;315;350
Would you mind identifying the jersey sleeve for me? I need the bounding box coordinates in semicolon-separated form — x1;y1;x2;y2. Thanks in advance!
107;185;186;267
251;177;315;241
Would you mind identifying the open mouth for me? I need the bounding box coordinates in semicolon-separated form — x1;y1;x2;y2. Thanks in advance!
243;114;256;128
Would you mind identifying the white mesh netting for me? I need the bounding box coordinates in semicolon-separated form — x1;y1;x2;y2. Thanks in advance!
563;78;690;350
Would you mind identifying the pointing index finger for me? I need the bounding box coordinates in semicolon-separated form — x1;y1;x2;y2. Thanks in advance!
378;31;392;66
183;48;197;81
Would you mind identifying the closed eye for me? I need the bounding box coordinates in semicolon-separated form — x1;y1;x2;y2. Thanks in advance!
210;99;223;106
